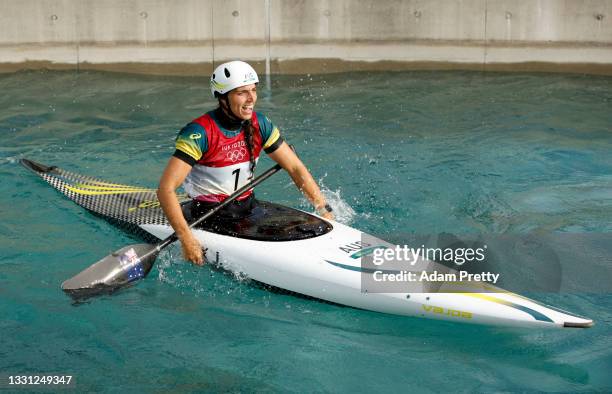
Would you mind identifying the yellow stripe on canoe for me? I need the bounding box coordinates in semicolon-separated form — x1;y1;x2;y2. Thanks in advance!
66;185;154;196
73;183;155;192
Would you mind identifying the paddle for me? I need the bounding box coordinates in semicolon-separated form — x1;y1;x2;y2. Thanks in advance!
61;163;283;299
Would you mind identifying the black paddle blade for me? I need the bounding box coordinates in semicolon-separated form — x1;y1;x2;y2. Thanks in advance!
61;244;159;299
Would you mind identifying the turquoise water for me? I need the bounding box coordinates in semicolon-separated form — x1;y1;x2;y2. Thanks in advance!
1;70;611;392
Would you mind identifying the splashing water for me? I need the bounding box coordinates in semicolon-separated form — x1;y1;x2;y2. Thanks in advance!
320;185;358;224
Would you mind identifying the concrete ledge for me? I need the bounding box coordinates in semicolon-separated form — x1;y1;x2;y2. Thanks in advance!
2;58;611;77
273;58;612;76
2;40;611;76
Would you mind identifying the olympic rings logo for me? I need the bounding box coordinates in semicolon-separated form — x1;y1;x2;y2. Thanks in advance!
226;147;247;162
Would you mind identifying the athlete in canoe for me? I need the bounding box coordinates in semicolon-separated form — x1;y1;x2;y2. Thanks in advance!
158;60;334;265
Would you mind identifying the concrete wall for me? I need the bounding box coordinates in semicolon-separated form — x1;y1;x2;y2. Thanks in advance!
0;0;611;75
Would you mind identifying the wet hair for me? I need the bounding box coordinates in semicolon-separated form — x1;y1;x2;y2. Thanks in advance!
216;93;256;174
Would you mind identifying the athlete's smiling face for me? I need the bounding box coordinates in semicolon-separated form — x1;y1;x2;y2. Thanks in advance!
228;83;257;120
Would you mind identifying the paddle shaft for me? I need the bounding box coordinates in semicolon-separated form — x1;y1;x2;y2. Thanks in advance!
156;163;283;251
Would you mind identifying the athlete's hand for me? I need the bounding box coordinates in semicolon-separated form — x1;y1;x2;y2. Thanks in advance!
322;211;335;221
181;233;204;266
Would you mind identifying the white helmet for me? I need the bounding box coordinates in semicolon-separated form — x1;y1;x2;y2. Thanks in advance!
210;60;259;98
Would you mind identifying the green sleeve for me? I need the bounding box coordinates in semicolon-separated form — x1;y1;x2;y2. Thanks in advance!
257;112;284;154
173;123;208;165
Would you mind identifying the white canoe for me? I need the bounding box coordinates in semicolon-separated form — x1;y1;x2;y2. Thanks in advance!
22;159;593;329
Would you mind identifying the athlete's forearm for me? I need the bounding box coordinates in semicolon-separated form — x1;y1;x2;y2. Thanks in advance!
157;188;192;240
268;142;328;211
287;164;326;209
157;157;197;241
